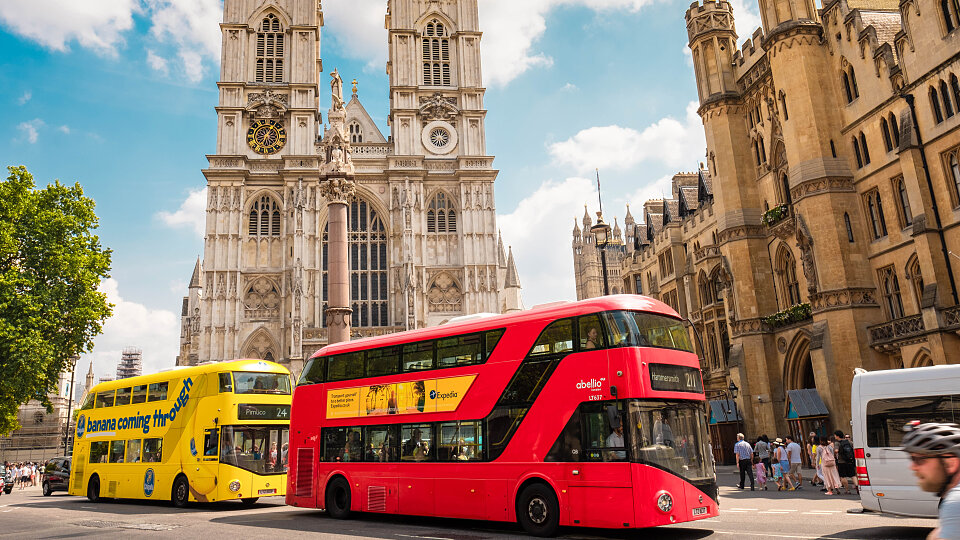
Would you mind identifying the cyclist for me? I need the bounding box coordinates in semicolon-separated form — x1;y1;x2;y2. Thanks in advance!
902;421;960;540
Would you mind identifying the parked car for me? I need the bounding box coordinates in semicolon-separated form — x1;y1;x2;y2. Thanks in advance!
42;457;71;496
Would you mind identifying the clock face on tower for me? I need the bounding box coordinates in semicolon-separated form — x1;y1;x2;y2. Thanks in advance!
247;119;287;155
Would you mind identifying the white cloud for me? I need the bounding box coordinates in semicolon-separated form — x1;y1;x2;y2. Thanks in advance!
58;125;71;134
624;173;674;211
146;0;221;82
322;0;388;72
498;176;597;306
560;82;578;92
157;187;207;237
0;0;137;54
180;49;204;83
728;0;762;44
548;101;705;174
80;278;180;383
17;91;31;105
146;48;169;75
17;118;44;143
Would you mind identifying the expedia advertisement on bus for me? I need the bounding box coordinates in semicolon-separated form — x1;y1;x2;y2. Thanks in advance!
325;375;476;419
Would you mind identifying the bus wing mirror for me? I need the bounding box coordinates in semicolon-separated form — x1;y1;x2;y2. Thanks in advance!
606;404;621;430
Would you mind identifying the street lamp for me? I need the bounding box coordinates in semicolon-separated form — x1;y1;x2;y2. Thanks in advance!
728;380;743;437
591;213;612;296
63;355;79;456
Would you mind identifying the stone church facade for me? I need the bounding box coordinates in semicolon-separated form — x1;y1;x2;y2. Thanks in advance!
178;0;523;376
575;0;960;439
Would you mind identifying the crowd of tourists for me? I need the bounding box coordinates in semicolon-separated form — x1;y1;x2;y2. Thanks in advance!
3;461;43;490
733;430;859;495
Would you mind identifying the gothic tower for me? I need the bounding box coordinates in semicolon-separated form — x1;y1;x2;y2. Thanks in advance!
179;0;522;374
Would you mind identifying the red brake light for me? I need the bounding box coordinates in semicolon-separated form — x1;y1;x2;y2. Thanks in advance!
855;447;870;486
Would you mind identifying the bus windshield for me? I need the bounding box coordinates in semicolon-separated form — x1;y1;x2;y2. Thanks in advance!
220;425;290;474
603;311;694;352
233;372;292;395
627;400;713;482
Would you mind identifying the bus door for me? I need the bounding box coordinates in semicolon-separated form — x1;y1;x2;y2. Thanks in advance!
564;401;634;528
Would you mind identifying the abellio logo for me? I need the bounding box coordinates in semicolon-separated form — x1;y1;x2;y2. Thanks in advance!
144;468;155;497
430;390;458;400
76;415;86;438
576;378;605;390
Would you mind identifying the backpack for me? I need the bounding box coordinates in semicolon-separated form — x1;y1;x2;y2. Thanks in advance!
837;439;855;464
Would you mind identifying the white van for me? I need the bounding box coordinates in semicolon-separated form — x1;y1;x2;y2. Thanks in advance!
851;364;960;518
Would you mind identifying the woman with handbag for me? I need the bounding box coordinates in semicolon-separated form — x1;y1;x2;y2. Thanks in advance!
820;436;843;495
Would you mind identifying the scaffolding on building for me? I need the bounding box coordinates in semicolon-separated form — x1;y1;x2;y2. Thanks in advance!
117;346;143;380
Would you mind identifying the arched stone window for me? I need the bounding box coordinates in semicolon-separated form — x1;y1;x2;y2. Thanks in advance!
879;266;905;320
322;195;389;327
942;80;956;118
949;152;960;205
255;14;284;83
889;112;900;147
422;19;451;86
249;194;281;236
940;0;959;32
906;255;924;312
427;272;462;312
865;189;888;239
699;271;713;306
426;191;457;233
859;132;871;165
881;117;893;152
895;176;913;227
844;212;855;243
779;90;789;120
853;136;863;168
775;245;802;308
842;65;859;103
241;328;278;361
349;122;363;144
243;277;281;319
931;86;945;124
951;75;960;111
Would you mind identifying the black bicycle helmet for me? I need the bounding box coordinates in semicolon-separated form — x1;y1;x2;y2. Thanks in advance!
901;421;960;457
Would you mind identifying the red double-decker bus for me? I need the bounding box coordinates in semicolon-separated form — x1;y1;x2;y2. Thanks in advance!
287;295;718;536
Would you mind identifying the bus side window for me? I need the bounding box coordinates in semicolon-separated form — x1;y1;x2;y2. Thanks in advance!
126;439;142;463
90;441;109;463
96;391;115;408
402;341;435;372
131;385;147;404
143;438;163;462
401;424;434;462
485;329;505;360
204;429;220;457
529;319;574;357
546;407;582;462
148;381;168;402
80;392;95;410
366;347;400;377
327;352;364;382
437;334;482;368
109;440;126;463
218;373;233;393
580;402;627;462
115;387;132;406
577;314;606;351
322;427;348;462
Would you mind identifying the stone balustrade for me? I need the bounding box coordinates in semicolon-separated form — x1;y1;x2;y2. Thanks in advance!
868;314;925;347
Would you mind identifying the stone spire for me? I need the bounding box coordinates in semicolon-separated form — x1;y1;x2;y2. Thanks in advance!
573;218;581;236
582;204;592;228
497;230;507;268
624;204;635;225
189;257;202;288
84;360;94;394
613;217;622;241
505;246;521;289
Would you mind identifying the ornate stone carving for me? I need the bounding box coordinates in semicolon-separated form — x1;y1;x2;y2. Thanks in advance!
318;177;356;204
795;214;818;294
716;224;766;244
790;177;855;202
192;307;201;333
246;90;289;119
427;272;463;312
809;287;878;312
244;277;281;318
330;68;345;112
419;93;460;122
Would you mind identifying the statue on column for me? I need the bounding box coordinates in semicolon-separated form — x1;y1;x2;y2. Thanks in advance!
331;69;345;113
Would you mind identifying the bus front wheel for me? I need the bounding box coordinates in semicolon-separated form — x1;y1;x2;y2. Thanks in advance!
171;476;190;508
86;476;101;503
517;483;560;537
325;476;352;519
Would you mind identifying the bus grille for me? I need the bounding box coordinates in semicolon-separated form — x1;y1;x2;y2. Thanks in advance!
367;485;386;512
295;448;314;498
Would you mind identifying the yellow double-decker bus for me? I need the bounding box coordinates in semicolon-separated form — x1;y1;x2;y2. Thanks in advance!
70;359;291;507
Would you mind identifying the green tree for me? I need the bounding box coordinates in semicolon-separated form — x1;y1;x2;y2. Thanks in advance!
0;166;112;435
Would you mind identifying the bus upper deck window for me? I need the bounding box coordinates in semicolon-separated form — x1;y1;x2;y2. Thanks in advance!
80;392;96;410
96;391;115;408
115;387;132;406
578;314;606;350
148;381;168;402
219;373;233;393
298;357;326;386
131;384;147;404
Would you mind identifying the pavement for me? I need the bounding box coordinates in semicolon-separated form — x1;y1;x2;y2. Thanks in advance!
0;468;936;539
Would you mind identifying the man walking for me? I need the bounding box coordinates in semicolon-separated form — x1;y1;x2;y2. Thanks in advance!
901;422;960;540
735;433;755;490
786;435;804;490
834;430;857;494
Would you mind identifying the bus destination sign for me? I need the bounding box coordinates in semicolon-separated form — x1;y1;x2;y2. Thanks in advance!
238;404;290;420
649;364;703;394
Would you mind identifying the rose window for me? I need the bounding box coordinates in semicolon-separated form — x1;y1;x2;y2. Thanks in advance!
429;127;450;148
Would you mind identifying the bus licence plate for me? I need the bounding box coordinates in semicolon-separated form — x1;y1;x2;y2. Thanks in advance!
258;489;277;495
692;506;708;516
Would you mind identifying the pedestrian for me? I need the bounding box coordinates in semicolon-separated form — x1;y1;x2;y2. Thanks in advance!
815;438;827;491
786;435;804;490
774;438;795;490
901;421;960;540
834;430;857;495
754;455;768;490
734;433;755;490
807;433;823;487
756;434;772;476
820;436;843;495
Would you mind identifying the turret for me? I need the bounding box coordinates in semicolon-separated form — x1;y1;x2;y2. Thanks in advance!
685;1;739;105
758;0;819;35
582;205;592;229
84;360;94;395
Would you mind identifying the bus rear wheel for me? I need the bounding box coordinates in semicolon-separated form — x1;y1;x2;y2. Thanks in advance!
517;483;560;537
171;476;190;508
325;476;352;519
240;497;259;506
86;476;101;502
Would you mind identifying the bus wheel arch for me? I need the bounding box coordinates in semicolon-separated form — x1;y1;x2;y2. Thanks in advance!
324;474;352;519
514;478;561;537
171;473;191;508
87;474;102;502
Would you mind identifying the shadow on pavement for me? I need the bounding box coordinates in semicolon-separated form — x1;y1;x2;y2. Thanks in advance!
210;510;716;539
819;526;933;539
13;494;287;515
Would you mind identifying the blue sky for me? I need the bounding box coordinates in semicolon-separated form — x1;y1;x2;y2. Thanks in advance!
0;0;761;381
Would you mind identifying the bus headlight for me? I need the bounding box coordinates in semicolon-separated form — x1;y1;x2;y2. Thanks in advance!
228;480;241;493
656;491;673;513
